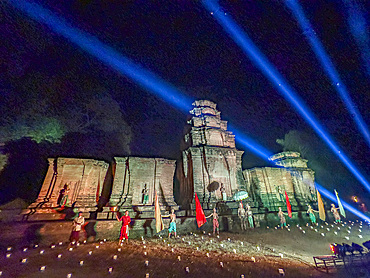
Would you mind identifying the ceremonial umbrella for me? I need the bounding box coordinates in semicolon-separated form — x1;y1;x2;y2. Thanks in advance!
233;191;249;201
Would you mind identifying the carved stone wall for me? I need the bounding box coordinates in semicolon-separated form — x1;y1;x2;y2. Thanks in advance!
110;157;177;208
29;158;108;211
243;152;315;211
179;100;245;205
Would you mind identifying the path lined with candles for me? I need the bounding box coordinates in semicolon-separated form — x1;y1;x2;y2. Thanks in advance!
0;220;369;277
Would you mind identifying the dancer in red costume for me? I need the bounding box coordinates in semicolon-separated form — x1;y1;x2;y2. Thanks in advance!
116;210;131;244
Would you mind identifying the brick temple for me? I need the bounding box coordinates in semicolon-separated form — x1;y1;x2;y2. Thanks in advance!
25;100;316;222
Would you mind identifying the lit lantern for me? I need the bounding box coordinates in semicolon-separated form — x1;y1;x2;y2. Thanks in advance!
69;248;73;251
185;266;189;273
145;260;149;266
40;266;46;272
96;246;100;249
251;257;256;262
171;248;174;253
51;245;55;249
118;248;121;252
40;250;45;254
58;254;62;258
6;254;11;258
113;255;117;260
80;261;84;266
220;262;224;268
146;273;149;278
278;268;285;276
88;251;92;255
23;248;28;252
67;274;72;278
21;258;27;263
279;253;284;258
206;253;210;257
34;244;39;248
144;252;147;256
178;256;181;261
321;233;325;237
59;242;63;245
7;247;12;251
108;267;113;273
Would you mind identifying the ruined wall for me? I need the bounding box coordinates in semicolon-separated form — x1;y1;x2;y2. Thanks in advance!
243;152;316;211
29;158;108;211
110;157;177;208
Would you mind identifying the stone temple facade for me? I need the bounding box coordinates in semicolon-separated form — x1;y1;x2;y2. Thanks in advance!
27;100;317;222
110;157;177;209
178;100;245;206
27;158;109;216
243;151;316;211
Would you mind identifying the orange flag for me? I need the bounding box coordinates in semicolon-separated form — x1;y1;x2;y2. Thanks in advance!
155;191;164;233
317;190;326;221
195;193;207;228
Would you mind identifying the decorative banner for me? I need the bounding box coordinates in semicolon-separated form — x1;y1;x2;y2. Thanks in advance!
317;190;326;221
195;193;207;227
334;189;346;218
155;191;164;233
284;191;292;218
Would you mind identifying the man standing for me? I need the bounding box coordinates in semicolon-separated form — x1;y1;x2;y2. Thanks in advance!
238;202;247;231
116;210;131;244
70;211;85;244
163;208;177;238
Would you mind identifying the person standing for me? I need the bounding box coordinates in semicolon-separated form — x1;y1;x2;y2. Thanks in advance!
220;184;227;202
206;208;220;235
278;207;286;229
116;210;131;244
307;204;318;225
163;208;177;238
330;204;341;223
142;184;149;205
70;211;85;244
238;202;247;231
246;204;254;228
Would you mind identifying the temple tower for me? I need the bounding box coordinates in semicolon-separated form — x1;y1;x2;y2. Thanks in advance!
179;100;245;206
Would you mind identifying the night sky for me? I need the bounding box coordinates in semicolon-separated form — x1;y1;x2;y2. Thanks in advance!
0;0;369;204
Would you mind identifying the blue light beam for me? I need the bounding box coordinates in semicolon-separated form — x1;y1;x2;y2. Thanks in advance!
286;0;370;149
8;0;193;113
202;0;370;193
10;0;369;223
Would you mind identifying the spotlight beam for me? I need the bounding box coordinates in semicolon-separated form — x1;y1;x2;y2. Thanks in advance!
9;1;369;223
286;0;370;148
202;0;370;193
7;0;193;113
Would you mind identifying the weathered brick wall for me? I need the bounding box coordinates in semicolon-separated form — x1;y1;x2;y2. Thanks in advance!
29;158;108;211
110;157;177;208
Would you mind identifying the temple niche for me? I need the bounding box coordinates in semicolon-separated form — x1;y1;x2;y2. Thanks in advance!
28;158;109;214
178;100;245;206
243;151;316;211
109;157;177;209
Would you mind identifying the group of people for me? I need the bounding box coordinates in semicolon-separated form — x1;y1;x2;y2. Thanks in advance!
70;202;343;244
277;203;342;229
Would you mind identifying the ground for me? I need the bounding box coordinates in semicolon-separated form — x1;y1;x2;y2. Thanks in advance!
0;220;369;277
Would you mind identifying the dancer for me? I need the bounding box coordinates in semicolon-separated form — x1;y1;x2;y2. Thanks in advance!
246;204;254;228
206;208;219;235
116;210;131;244
330;204;341;223
238;202;247;231
163;208;177;238
307;204;318;225
70;211;85;244
278;207;286;229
